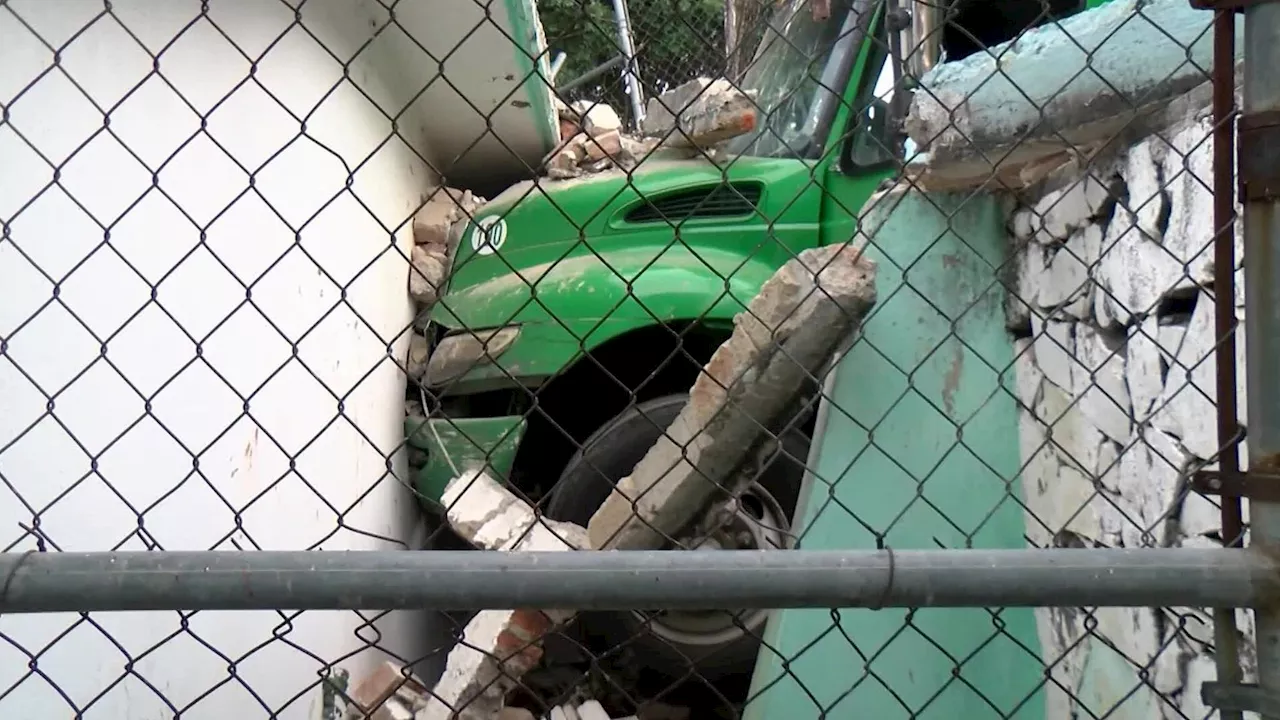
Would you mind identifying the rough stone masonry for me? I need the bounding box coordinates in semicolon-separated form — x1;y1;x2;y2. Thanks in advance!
1006;88;1251;720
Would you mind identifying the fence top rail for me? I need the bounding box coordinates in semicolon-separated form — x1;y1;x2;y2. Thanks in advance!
1;548;1275;613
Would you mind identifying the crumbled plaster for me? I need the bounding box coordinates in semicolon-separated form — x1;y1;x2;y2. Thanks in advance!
1008;93;1250;719
909;0;1243;160
905;0;1245;193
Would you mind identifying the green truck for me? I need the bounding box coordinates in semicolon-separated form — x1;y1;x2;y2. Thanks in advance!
410;0;1104;694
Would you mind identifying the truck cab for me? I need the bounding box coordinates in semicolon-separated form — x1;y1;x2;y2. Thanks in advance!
408;0;1099;695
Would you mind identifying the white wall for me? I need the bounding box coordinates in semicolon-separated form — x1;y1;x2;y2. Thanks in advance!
1009;99;1255;719
0;1;453;717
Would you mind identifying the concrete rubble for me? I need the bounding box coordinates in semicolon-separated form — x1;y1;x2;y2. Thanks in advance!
408;188;487;309
416;469;588;720
589;243;878;550
377;467;694;719
392;241;874;714
405;186;485;384
343;661;431;720
342;662;650;720
543;79;759;180
543;700;638;720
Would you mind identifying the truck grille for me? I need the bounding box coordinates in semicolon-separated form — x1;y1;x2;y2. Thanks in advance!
623;183;763;223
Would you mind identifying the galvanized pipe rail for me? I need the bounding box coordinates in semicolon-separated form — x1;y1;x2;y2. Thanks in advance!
1;548;1279;613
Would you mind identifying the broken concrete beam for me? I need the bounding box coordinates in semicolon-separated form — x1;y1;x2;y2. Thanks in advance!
909;0;1234;153
418;470;588;720
659;105;756;149
642;77;712;133
642;77;758;148
408;244;449;307
588;243;878;550
904;0;1241;190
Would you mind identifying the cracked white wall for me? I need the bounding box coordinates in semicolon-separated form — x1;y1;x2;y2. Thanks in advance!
1009;101;1255;719
0;3;447;718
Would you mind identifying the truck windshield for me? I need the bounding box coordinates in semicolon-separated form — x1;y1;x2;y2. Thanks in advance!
724;0;864;159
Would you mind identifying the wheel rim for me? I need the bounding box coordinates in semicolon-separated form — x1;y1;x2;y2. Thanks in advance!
636;482;791;649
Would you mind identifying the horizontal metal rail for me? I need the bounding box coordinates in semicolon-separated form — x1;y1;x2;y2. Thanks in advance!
2;549;1277;613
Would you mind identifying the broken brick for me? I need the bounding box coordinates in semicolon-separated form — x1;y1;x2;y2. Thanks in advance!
415;188;485;254
343;662;427;720
559;117;580;143
543;134;589;178
582;129;623;162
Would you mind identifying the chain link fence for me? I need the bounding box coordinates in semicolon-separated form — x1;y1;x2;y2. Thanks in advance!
627;0;725;92
546;0;732;124
0;0;1263;719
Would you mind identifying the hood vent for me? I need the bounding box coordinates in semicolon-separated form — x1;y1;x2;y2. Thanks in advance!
623;183;763;224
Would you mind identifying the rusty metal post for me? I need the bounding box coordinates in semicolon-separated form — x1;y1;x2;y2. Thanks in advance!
1241;3;1280;714
1210;6;1245;719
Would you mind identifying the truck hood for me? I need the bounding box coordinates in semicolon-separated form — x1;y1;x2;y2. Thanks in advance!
431;153;820;333
477;155;753;218
445;153;811;271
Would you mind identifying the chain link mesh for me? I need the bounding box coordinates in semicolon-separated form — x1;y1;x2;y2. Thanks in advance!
0;0;1252;718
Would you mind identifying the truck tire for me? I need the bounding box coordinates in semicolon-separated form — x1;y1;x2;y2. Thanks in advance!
544;393;809;682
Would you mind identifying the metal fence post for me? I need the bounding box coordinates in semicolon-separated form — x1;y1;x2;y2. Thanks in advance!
1208;5;1245;719
610;0;647;124
1243;3;1280;715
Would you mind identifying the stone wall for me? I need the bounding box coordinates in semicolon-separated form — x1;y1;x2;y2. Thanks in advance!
1007;95;1254;718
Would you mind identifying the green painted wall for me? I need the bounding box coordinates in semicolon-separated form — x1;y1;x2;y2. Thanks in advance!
745;190;1043;720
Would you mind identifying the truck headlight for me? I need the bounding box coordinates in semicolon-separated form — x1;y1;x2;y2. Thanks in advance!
425;326;521;386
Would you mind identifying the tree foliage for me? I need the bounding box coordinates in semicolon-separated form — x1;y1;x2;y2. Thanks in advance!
540;0;726;115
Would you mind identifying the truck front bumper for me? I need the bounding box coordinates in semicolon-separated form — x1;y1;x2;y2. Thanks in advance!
404;414;528;507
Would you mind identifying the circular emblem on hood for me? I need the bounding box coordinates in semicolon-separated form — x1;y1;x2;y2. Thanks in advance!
471;215;508;256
